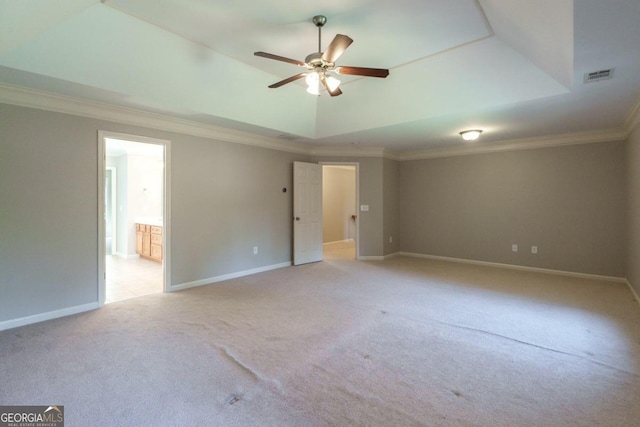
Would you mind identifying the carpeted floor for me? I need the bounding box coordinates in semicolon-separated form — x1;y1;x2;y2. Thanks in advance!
1;256;639;426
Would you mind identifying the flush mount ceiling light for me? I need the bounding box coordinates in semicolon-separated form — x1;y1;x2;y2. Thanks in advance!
459;129;483;141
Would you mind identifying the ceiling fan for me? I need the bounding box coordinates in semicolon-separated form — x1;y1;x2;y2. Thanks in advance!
254;15;390;97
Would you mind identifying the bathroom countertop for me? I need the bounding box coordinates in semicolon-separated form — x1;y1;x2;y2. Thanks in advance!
135;217;163;227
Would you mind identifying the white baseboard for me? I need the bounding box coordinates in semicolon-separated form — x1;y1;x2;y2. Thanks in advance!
626;279;640;307
356;252;399;261
323;239;355;245
398;252;627;283
0;302;99;332
170;261;292;292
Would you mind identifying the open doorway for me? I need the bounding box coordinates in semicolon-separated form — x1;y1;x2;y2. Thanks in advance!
322;164;358;260
98;132;170;305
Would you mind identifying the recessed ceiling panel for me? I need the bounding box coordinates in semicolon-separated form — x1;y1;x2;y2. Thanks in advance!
315;37;569;139
0;3;318;138
104;0;492;74
0;0;98;56
480;0;574;88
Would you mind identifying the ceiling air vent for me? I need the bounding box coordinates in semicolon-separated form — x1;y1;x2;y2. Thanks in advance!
583;68;614;83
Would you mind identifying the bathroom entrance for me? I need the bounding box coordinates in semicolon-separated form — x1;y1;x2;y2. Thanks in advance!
98;132;170;305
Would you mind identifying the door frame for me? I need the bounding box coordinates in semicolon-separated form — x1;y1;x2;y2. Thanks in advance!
105;166;117;255
320;162;360;260
97;130;171;307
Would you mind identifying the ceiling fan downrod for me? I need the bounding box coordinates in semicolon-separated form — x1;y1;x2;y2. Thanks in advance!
312;15;327;53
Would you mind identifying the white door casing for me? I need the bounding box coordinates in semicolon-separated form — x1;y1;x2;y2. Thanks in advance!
98;130;171;307
105;167;117;255
293;161;323;265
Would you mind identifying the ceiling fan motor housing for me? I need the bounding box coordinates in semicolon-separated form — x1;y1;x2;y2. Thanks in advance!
304;52;334;70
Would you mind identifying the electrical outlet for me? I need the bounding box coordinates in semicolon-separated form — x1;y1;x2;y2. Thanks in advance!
512;244;518;252
253;246;258;255
531;246;538;254
389;236;393;243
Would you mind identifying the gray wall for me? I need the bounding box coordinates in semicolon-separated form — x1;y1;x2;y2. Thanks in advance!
0;103;308;322
627;122;640;294
399;141;627;277
383;158;400;256
0;100;633;326
172;138;305;283
1;104;101;321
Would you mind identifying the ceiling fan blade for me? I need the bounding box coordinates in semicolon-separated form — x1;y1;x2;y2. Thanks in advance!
322;34;353;63
254;51;306;67
321;77;343;97
335;66;389;78
268;73;307;88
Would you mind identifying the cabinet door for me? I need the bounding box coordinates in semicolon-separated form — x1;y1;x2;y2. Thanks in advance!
151;233;162;245
150;244;162;261
136;231;143;254
142;232;151;256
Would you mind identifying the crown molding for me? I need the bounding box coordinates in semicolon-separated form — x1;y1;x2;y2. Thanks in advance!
396;128;628;161
0;83;309;155
0;83;634;161
310;145;386;158
624;95;640;135
309;146;403;160
383;150;403;161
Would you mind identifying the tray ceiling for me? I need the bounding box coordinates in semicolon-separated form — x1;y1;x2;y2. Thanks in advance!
1;0;639;152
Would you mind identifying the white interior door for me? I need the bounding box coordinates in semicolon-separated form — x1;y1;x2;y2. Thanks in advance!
293;161;323;265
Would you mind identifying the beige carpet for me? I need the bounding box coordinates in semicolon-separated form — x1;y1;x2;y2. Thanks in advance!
1;256;640;426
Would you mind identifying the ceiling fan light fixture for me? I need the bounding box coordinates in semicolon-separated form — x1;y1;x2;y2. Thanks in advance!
325;75;341;92
305;71;319;87
460;129;483;141
306;84;320;96
305;72;320;95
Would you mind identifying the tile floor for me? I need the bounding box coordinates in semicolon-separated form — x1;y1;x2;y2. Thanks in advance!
105;255;163;303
